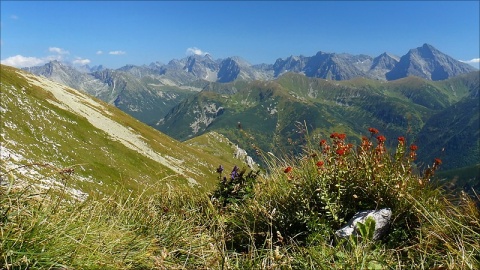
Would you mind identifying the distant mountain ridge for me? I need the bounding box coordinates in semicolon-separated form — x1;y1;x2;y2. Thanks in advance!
19;44;477;127
24;44;476;87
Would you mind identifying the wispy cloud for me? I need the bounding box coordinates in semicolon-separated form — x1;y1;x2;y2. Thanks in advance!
49;47;69;55
96;50;103;55
1;55;45;68
72;57;91;65
460;58;480;64
10;15;18;20
109;50;126;55
186;47;208;56
460;58;480;68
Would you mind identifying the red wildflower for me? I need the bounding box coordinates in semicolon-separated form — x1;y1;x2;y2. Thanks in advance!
316;161;324;167
336;148;346;156
376;145;385;155
410;144;418;151
361;136;372;150
320;139;327;145
368;128;379;134
338;133;346;140
347;143;354;149
330;132;339;139
434;158;442;166
323;145;330;153
397;136;405;144
284;166;292;173
377;135;386;143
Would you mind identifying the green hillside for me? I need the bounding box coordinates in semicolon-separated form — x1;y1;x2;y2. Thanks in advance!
1;65;478;269
157;72;479;169
0;65;242;197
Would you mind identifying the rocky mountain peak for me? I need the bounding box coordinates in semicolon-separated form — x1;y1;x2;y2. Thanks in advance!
217;57;241;83
183;54;219;80
386;44;477;81
371;52;399;70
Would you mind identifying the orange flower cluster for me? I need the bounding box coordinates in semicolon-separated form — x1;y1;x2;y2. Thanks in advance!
423;158;443;182
330;132;346;140
284;166;292;173
376;135;386;144
320;139;330;153
361;136;373;151
397;136;405;145
336;148;346;156
368;127;379;134
409;144;418;160
375;140;386;156
329;132;352;157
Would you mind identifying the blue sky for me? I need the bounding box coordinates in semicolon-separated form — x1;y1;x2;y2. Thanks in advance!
1;1;479;69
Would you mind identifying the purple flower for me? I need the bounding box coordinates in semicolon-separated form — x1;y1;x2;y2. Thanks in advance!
230;165;239;179
216;165;224;174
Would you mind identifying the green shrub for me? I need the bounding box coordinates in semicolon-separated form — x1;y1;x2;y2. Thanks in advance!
211;165;260;208
224;127;447;249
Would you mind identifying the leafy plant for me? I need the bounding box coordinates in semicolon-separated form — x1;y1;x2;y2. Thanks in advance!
356;216;376;242
211;165;260;208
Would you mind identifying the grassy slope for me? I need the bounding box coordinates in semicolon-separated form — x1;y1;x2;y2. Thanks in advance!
0;65;237;196
2;124;478;269
1;65;478;269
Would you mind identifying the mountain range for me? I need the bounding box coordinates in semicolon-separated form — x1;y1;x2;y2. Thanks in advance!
22;43;477;126
25;44;477;85
12;43;480;182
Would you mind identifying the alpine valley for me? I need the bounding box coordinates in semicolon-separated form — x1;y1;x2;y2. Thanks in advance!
1;65;258;198
9;43;480;193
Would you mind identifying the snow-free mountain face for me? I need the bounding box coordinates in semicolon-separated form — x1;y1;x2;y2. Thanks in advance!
23;60;110;96
369;53;400;80
24;61;202;126
24;44;477;94
386;43;477;81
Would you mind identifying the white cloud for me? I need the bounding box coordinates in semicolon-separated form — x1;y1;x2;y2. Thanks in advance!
96;50;103;55
109;50;126;55
460;58;480;64
1;55;46;68
72;57;91;65
460;58;480;68
2;46;71;68
49;47;69;55
186;47;208;56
